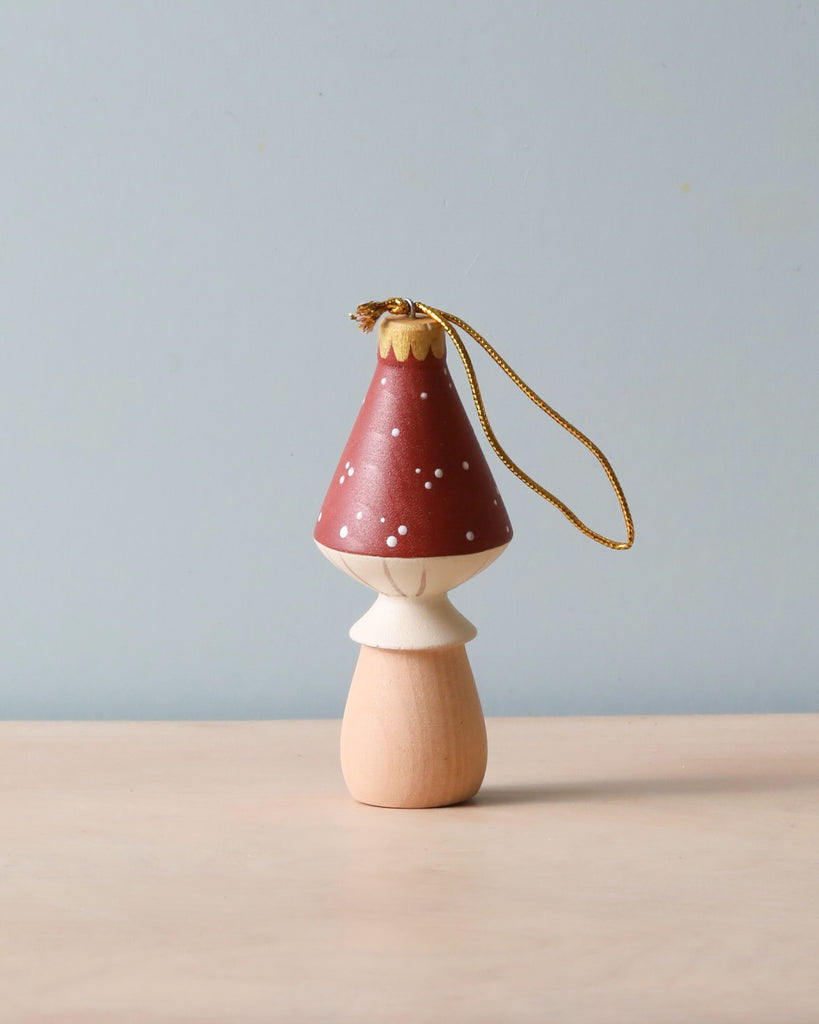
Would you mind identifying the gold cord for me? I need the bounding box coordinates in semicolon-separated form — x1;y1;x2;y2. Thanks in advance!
350;299;634;550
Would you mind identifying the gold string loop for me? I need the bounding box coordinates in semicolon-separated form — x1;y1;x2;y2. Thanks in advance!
349;299;634;550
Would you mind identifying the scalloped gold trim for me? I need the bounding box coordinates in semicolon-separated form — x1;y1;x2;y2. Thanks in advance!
378;317;446;362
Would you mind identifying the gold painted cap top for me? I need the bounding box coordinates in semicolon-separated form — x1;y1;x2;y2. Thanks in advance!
378;314;446;362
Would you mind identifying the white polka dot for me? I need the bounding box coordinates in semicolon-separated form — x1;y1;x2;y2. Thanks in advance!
345;461;350;469
340;525;349;539
356;511;363;520
506;525;510;533
380;377;386;385
466;531;475;541
347;466;354;476
420;392;428;400
434;468;443;478
391;427;400;437
398;525;408;536
380;517;386;523
317;512;322;521
386;535;398;548
493;499;498;506
424;481;432;490
415;468;421;474
462;461;470;470
339;475;345;484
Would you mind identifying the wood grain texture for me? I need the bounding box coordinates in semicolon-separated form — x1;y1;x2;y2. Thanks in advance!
340;643;488;807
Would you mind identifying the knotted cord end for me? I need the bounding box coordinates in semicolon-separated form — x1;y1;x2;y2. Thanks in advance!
349;297;414;333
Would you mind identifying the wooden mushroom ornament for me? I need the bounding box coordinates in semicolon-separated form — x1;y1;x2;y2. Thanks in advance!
315;312;510;807
315;298;634;808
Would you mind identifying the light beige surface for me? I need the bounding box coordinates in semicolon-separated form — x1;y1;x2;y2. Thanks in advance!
2;716;818;1023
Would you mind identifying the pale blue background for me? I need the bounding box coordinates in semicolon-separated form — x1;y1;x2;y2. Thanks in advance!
1;1;816;718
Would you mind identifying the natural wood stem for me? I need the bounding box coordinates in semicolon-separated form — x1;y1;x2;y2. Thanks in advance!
340;644;488;808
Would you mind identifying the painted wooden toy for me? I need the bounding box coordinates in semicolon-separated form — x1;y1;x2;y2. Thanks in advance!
315;298;633;808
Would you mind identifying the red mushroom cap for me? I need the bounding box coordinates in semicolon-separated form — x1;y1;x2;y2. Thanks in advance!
314;315;513;558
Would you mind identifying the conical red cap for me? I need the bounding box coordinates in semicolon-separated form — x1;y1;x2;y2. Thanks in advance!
314;315;513;558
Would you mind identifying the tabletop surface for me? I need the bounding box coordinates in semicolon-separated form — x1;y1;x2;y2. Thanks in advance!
2;715;818;1023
